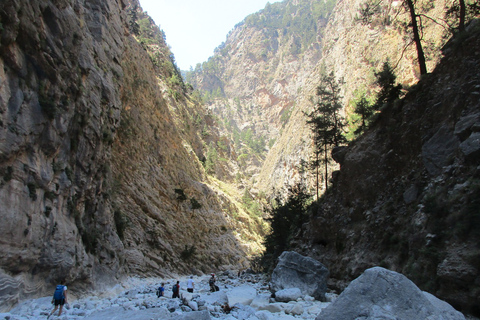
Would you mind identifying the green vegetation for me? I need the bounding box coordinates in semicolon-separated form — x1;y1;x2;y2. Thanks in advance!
190;198;202;210
260;183;312;271
242;189;263;218
174;188;187;201
305;71;346;196
180;245;197;261
203;143;218;174
373;61;402;110
245;0;337;56
347;62;402;139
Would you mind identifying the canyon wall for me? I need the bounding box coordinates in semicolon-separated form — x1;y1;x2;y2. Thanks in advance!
0;0;264;310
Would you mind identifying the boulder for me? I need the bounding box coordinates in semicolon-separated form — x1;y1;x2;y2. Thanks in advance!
250;293;271;309
83;307;171;320
331;146;348;164
255;310;276;320
178;310;211;320
288;302;304;315
274;288;302;302
460;131;480;163
188;300;198;311
227;284;257;306
316;267;465;320
270;251;329;301
202;290;228;306
421;125;459;175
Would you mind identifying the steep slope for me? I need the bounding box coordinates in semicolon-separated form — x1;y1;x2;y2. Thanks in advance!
0;0;264;311
185;0;336;194
185;0;455;201
296;21;480;315
258;0;455;196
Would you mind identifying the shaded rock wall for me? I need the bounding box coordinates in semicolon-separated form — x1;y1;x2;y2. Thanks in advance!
297;21;480;315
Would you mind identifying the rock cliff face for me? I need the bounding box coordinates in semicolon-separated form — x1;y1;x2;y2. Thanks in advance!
295;21;480;315
186;0;454;198
185;0;336;195
0;0;264;311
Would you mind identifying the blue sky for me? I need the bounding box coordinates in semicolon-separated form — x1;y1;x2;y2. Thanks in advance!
139;0;283;70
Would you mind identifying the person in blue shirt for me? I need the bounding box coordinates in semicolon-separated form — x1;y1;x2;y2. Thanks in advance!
48;280;68;318
156;283;165;297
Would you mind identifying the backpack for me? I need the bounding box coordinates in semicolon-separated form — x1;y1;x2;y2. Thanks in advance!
172;284;178;293
53;285;65;300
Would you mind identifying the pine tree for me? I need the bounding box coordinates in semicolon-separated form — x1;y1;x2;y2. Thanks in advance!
262;183;310;269
373;62;402;110
354;97;374;135
305;71;346;198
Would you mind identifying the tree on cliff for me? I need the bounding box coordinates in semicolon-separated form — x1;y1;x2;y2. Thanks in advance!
305;71;346;198
373;61;402;110
261;183;311;270
445;0;480;33
353;97;374;136
357;0;428;75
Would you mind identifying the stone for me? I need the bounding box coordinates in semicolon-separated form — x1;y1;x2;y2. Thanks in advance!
270;251;329;301
0;271;21;311
188;300;198;311
403;184;418;204
202;290;228;306
331;146;348;165
454;112;480;140
459;132;480;163
274;288;302;302
255;310;276;320
288;302;304;315
421;126;460;175
250;294;271;309
316;267;465;320
258;302;288;313
227;284;257;306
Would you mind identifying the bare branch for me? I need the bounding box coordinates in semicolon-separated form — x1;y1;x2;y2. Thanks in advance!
417;13;450;31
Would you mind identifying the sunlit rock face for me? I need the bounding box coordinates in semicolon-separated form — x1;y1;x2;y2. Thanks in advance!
0;0;264;311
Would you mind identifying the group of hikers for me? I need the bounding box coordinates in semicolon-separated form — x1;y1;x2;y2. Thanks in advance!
156;273;219;298
47;274;220;318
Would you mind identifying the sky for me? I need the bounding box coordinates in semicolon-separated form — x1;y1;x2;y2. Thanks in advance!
139;0;283;70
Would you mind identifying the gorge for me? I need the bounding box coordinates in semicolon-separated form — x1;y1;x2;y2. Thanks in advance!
0;0;479;317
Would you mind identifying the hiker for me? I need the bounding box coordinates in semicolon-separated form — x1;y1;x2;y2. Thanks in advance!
156;283;165;297
209;273;218;292
186;276;195;293
48;281;68;318
172;280;180;298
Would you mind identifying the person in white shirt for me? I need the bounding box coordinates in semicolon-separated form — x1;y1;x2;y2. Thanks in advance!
187;276;195;293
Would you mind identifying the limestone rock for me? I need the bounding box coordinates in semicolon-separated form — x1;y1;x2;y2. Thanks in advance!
227;284;257;306
316;267;465;320
274;288;302;303
422;125;460;175
270;251;329;301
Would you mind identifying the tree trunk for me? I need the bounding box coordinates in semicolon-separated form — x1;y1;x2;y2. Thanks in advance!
316;150;319;201
324;143;328;192
459;0;466;32
405;0;428;75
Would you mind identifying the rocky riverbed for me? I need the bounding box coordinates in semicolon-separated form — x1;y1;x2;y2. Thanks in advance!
0;272;333;320
2;267;478;320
